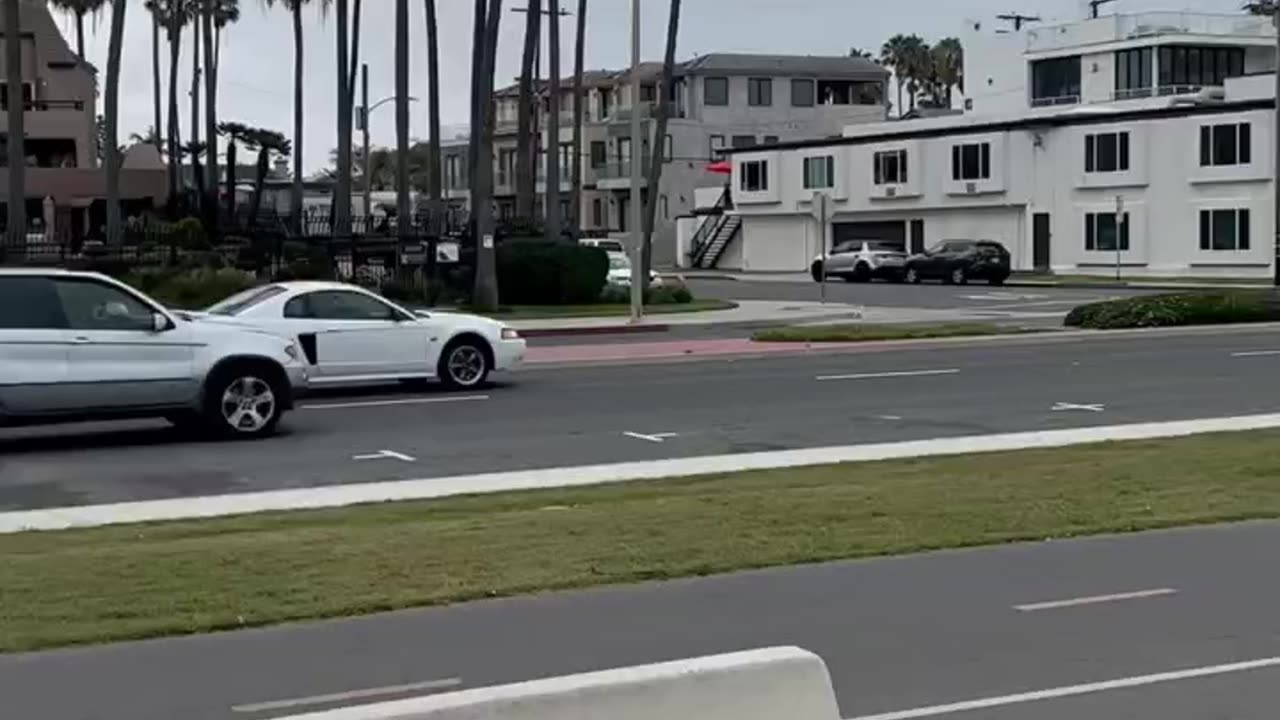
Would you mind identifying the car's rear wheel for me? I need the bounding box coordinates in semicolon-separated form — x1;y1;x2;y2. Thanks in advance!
810;261;824;282
202;364;285;439
851;263;872;283
904;266;921;284
438;337;492;390
949;267;968;285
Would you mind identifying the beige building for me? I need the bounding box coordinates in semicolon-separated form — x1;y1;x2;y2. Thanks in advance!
1;0;167;239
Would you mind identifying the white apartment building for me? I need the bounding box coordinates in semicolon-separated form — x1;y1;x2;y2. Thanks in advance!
718;10;1280;278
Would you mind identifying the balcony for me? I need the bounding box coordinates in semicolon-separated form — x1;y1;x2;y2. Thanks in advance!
1025;12;1273;54
595;159;651;190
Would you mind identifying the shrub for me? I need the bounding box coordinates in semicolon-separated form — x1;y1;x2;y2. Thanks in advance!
496;242;607;305
121;268;258;309
1064;290;1280;329
380;276;428;305
171;217;209;250
645;283;693;305
599;284;630;304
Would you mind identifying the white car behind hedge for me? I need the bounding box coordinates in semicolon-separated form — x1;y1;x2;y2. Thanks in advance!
195;281;525;390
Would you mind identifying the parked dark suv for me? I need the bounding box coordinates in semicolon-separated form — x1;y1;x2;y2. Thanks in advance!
903;240;1011;286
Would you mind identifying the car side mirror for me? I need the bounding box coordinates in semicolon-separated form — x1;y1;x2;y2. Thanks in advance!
151;312;171;333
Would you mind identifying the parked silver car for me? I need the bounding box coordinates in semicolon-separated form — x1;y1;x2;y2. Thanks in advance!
811;241;908;283
0;269;308;438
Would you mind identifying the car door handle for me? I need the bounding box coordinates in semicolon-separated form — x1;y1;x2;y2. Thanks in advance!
70;336;91;344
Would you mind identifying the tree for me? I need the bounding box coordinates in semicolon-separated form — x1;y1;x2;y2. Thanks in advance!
569;0;586;234
5;0;25;243
394;0;410;236
849;47;876;61
333;0;353;234
204;0;241;226
514;0;541;220
153;0;194;205
639;0;680;281
146;2;163;152
424;0;442;221
218;121;253;220
879;34;927;117
470;0;504;310
543;0;561;243
244;128;290;224
1244;1;1279;15
129;126;163;147
48;0;106;60
103;0;128;244
928;37;963;107
181;140;208;211
899;35;931;112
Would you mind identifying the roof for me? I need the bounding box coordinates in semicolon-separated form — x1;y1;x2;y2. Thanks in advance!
723;97;1275;155
495;70;621;97
679;53;887;79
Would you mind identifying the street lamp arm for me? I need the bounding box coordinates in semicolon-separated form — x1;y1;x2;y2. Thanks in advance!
368;95;420;114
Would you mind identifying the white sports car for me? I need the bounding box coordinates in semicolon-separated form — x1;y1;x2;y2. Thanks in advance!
192;281;525;390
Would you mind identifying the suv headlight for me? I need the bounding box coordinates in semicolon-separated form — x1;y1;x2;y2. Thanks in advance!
501;328;521;340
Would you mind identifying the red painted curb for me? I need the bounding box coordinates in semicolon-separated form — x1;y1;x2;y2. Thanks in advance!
518;324;672;339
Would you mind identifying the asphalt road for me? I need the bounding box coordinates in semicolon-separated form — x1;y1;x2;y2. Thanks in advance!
4;327;1280;511
3;520;1279;719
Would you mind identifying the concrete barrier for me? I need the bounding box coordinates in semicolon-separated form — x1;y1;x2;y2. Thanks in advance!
271;646;840;720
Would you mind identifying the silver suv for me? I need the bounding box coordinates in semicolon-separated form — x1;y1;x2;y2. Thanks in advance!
0;269;308;439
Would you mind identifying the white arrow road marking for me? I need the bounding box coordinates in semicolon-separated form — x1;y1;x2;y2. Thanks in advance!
231;677;463;714
1014;587;1177;612
1052;402;1105;412
352;450;417;462
623;431;679;443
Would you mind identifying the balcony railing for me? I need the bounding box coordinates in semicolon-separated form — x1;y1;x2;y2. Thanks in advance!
597;158;652;181
1029;94;1080;108
1;99;86;112
1025;12;1273;53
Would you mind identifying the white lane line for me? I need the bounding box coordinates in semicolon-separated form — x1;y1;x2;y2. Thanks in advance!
623;431;679;443
352;450;418;463
845;656;1280;720
303;395;490;410
1051;402;1106;412
231;677;462;714
1231;350;1280;357
816;368;960;382
1014;587;1177;612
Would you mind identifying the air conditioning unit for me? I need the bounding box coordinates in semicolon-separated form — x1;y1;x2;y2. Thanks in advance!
885;186;897;197
965;182;977;194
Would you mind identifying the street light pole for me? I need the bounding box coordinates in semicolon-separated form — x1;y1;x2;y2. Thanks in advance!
628;0;643;322
1273;11;1280;285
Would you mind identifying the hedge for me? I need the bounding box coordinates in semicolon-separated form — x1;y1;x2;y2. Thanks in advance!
496;242;608;305
1064;290;1280;329
122;268;259;310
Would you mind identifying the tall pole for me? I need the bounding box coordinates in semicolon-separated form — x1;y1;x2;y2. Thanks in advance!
1273;11;1280;285
628;0;643;321
362;63;371;223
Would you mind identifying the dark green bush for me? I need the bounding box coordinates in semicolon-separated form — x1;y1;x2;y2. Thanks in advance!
121;268;258;309
496;242;607;305
645;284;694;305
1064;290;1280;329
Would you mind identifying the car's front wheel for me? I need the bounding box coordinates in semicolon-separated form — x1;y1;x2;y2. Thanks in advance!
202;364;285;439
949;267;968;285
904;266;921;284
851;263;872;283
810;261;824;282
438;337;492;390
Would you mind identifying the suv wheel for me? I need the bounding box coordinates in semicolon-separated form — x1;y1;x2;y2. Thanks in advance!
905;266;921;284
204;366;284;439
439;337;491;390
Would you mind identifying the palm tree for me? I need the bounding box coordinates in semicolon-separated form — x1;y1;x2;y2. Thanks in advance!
130;126;163;146
346;0;362;126
4;0;25;244
218;121;252;220
470;0;504;310
154;0;193;206
514;0;540;220
244;128;290;224
394;0;410;237
48;0;106;60
424;0;442;224
568;0;585;234
879;34;910;117
639;0;679;280
146;2;163;152
900;35;930;112
543;0;561;243
103;0;128;244
929;37;963;107
1244;1;1278;15
849;47;876;61
334;0;353;235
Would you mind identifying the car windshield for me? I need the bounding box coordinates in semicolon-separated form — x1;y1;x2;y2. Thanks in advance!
205;285;287;315
609;256;630;270
867;242;901;253
595;241;624;253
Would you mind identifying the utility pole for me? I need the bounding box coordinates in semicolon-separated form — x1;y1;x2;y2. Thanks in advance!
995;13;1041;31
1273;9;1280;285
361;62;371;222
628;0;643;322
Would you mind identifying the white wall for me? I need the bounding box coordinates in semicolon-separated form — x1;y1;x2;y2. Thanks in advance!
732;106;1275;277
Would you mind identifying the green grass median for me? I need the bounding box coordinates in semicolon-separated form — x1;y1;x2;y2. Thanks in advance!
752;322;1029;343
6;429;1280;653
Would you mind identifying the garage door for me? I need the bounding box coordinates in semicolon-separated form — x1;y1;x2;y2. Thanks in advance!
832;221;906;250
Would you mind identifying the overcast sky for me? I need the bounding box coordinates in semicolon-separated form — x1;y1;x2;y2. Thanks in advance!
69;0;1244;174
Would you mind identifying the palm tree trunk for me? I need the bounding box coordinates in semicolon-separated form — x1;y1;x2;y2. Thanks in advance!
471;0;504;310
334;0;353;235
167;20;183;208
249;146;269;224
347;0;362;122
424;0;442;299
225;137;237;219
5;0;25;245
202;0;218;226
513;0;540;219
640;0;680;281
543;0;561;243
152;9;163;151
190;22;201;148
104;0;128;245
75;11;86;60
290;4;304;230
394;0;410;238
569;0;586;235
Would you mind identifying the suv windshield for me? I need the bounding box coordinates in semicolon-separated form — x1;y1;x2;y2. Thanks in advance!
205;285;287;316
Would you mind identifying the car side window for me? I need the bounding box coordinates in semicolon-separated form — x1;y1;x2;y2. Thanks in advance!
53;279;157;331
304;291;402;321
283;295;312;318
0;277;68;329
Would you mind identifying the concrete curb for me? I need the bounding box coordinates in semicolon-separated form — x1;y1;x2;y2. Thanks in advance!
7;411;1280;533
518;324;671;338
1005;280;1269;291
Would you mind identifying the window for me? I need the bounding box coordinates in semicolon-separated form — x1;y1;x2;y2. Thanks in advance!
1084;212;1130;252
740;160;768;192
560;143;574;176
803;156;835;189
709;134;725;159
1199;209;1250;251
1199;123;1250;166
590;141;607;168
1158;45;1244;91
1114;48;1153;98
873;149;908;184
762;135;779;146
599;89;613;119
748;78;773;106
1084;131;1130;173
731;135;757;149
660;195;669;220
497;149;515;186
207;285;287;315
0;276;65;329
0;82;32;111
663;134;673;162
704;77;729;106
53;279;157;331
640;84;657;103
951;142;991;180
791;79;816;107
592;198;604;227
288;291;404;321
1030;56;1081;105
